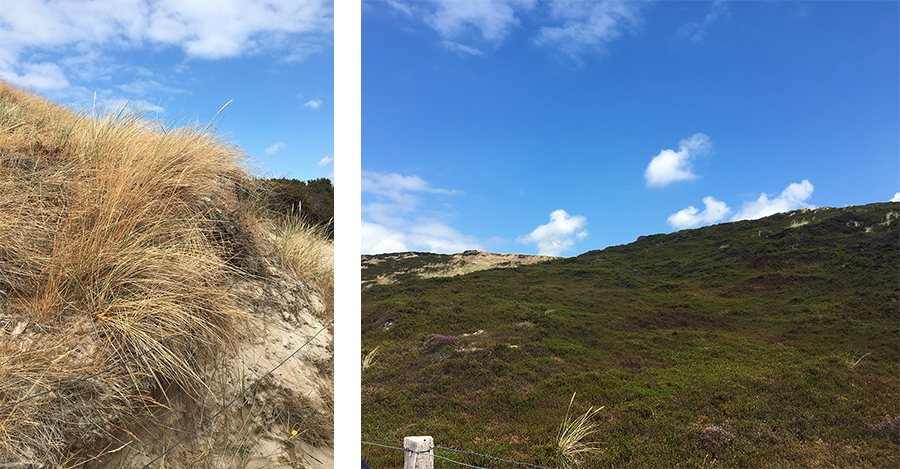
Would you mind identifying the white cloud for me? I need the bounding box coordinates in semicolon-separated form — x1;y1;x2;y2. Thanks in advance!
440;40;483;56
0;0;332;91
103;97;164;114
361;219;482;255
363;202;415;228
407;219;483;254
304;99;322;109
667;196;731;230
361;221;409;254
383;0;643;65
317;155;333;167
0;62;71;90
117;78;188;95
362;170;460;203
676;0;728;43
731;180;815;221
516;209;588;256
265;141;286;154
890;192;900;202
384;0;414;17
534;0;645;66
362;171;478;255
644;133;711;188
665;180;817;230
424;0;535;43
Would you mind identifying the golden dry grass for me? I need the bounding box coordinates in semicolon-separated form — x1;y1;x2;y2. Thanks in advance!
555;392;604;469
0;80;331;467
362;346;379;371
264;213;334;318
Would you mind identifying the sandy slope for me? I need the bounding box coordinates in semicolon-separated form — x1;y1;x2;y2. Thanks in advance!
91;259;334;469
362;250;557;287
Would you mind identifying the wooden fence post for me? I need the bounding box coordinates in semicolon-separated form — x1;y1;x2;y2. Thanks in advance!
403;436;434;469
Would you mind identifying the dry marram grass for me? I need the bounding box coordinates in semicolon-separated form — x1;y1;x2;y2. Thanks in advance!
265;213;334;313
362;346;379;371
555;392;604;469
0;81;333;468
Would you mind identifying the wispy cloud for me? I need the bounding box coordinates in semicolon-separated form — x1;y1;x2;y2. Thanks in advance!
265;141;286;154
361;171;478;254
362;171;460;203
517;209;588;256
317;155;333;167
383;0;643;66
304;99;323;109
668;196;731;230
424;0;535;44
676;1;728;43
117;79;189;95
645;133;711;188
384;0;415;17
534;0;645;67
732;180;815;221
440;40;483;56
104;97;165;114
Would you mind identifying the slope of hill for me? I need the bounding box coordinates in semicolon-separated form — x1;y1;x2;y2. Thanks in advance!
0;81;334;468
361;250;557;287
361;203;898;468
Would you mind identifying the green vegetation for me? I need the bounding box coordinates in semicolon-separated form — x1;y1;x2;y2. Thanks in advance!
260;177;334;238
362;203;899;468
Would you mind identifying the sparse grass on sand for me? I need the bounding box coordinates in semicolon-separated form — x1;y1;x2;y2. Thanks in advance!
265;212;334;314
0;80;333;467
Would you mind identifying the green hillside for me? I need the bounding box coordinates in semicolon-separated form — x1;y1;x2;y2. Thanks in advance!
361;203;899;468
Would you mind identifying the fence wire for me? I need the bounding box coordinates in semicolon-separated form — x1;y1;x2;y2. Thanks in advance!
1;269;334;468
0;270;331;415
142;318;333;468
362;436;556;469
250;269;333;306
436;444;554;469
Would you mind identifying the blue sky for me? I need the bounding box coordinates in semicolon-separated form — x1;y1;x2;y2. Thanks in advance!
0;0;334;181
362;0;900;256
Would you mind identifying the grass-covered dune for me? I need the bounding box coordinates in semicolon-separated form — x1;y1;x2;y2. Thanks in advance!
361;203;898;468
0;81;334;468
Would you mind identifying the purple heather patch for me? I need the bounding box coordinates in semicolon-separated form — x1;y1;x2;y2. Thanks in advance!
429;334;459;344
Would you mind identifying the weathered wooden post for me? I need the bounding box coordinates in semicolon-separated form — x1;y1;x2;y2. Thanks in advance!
403;436;434;469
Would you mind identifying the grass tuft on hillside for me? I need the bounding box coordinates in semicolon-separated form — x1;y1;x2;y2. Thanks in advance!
0;81;334;467
362;203;899;468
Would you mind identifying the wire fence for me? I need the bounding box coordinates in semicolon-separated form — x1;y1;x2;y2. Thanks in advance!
0;269;334;466
361;436;556;469
142;318;333;468
0;269;332;415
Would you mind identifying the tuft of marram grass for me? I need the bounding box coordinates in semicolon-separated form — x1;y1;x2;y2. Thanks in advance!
555;392;604;469
362;346;380;370
0;80;259;466
265;212;334;308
